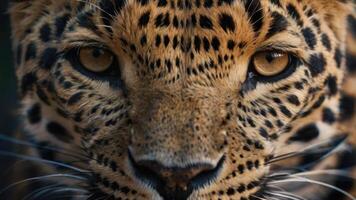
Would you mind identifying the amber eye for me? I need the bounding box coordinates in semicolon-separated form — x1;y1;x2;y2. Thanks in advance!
79;47;114;73
252;51;290;76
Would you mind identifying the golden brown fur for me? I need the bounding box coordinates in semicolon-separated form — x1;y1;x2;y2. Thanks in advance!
6;0;356;199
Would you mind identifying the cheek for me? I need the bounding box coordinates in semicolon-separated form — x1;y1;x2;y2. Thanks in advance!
21;94;82;151
51;60;120;110
34;60;129;137
244;67;316;125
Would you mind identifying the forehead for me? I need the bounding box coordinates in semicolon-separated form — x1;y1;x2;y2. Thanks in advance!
100;0;271;48
70;0;302;86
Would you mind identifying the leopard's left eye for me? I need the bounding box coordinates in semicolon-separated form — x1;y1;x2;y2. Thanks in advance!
252;51;290;76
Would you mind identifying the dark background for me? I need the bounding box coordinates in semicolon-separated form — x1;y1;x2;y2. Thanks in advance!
0;0;20;193
0;0;17;132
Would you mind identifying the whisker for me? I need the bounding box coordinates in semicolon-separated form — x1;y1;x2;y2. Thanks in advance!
23;183;87;200
76;0;115;19
266;191;302;200
22;184;65;200
294;169;356;180
0;134;87;160
28;185;67;200
267;168;356;190
267;185;307;200
267;187;307;200
270;176;356;200
251;194;268;200
267;135;347;164
0;174;86;196
96;24;114;30
267;172;291;179
264;195;280;200
250;8;265;26
53;194;88;200
30;186;87;200
47;187;88;194
277;191;307;200
0;150;89;173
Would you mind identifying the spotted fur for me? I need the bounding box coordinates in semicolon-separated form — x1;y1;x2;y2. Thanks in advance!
6;0;356;199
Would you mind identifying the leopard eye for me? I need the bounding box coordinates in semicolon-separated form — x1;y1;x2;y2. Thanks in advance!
252;51;289;76
79;47;114;73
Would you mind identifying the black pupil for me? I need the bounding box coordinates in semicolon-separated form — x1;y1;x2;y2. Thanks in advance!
92;49;103;58
265;53;277;63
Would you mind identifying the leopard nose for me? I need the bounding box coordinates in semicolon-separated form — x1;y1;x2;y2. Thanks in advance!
137;160;215;189
129;152;225;198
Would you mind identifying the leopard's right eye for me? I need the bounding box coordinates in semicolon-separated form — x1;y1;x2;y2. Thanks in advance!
79;47;114;73
65;46;122;81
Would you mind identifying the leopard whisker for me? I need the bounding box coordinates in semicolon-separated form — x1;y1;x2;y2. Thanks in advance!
264;194;281;200
267;135;347;164
29;186;87;200
277;192;307;200
0;134;87;160
96;25;114;30
268;168;355;182
0;173;87;196
267;172;292;179
76;0;115;19
82;185;112;200
25;184;68;200
250;8;265;27
269;175;356;200
0;150;89;173
267;185;307;200
55;194;88;200
44;187;88;195
265;191;303;200
265;169;355;200
22;184;66;200
293;169;355;180
251;194;268;200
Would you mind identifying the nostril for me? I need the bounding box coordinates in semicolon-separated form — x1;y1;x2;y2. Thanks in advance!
136;160;216;190
128;151;225;199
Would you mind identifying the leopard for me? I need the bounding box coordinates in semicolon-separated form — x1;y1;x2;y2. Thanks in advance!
4;0;356;199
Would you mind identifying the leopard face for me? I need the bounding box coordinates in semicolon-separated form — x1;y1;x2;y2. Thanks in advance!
9;0;354;199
